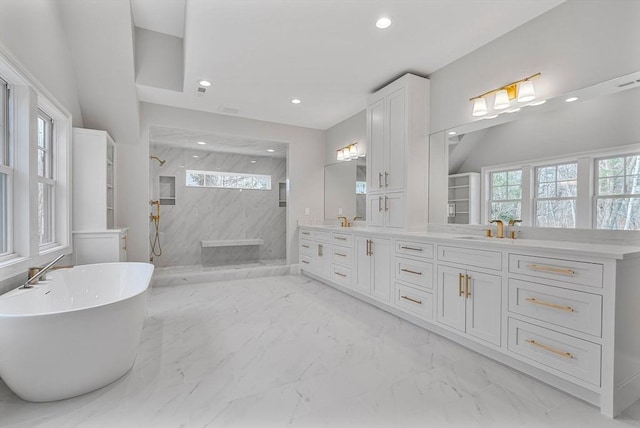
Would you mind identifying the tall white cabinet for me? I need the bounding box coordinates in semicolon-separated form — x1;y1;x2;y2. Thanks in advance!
366;73;430;229
72;128;128;265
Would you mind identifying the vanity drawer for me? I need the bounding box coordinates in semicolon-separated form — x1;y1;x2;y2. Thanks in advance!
395;257;433;289
299;239;313;256
509;279;602;337
300;229;313;239
332;246;353;266
438;245;502;271
300;255;314;272
508;318;601;386
299;229;331;242
394;283;433;320
332;232;353;247
395;240;434;259
509;254;603;289
332;265;352;287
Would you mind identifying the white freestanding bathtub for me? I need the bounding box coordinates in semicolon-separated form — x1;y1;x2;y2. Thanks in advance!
0;262;154;402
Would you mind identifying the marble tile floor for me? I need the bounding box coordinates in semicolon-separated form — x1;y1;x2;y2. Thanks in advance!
1;274;638;428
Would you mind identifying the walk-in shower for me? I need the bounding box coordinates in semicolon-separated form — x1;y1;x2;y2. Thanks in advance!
148;126;288;270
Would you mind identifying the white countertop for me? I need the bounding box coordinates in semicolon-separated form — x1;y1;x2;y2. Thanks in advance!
299;225;640;260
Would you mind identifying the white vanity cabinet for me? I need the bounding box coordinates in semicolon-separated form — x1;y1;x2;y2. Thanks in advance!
72;128;128;264
298;225;640;418
354;236;391;302
366;73;429;229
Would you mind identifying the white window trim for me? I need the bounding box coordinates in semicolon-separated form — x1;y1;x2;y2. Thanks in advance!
0;42;72;282
481;143;640;228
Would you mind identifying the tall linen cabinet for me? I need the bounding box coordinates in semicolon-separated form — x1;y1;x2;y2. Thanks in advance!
72;128;128;264
366;73;430;229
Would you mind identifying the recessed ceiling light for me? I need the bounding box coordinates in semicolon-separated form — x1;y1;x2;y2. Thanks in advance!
447;131;457;136
291;98;302;104
197;141;206;145
250;160;257;163
198;80;211;87
565;97;578;103
529;100;547;106
376;17;391;29
267;149;275;153
192;155;199;158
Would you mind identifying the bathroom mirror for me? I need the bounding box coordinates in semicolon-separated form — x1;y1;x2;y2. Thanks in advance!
429;71;640;229
324;157;366;221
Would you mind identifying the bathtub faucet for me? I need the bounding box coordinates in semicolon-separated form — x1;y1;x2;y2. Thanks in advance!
21;254;66;289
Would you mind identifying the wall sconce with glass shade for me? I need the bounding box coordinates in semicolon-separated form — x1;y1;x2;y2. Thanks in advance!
470;72;541;117
336;142;364;162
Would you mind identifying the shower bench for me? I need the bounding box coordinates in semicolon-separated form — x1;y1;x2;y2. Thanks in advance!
201;239;264;248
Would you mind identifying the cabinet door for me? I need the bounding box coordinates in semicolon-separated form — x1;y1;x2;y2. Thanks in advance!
368;98;385;191
465;270;502;346
436;265;466;332
384;192;404;228
354;236;371;295
319;243;333;279
385;87;406;191
367;194;385;227
370;238;391;302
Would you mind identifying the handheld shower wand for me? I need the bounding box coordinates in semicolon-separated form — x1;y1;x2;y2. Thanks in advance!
149;155;166;166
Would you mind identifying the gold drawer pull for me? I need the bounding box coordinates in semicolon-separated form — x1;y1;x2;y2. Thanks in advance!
400;268;422;275
400;246;423;252
335;253;347;257
302;245;310;248
525;339;573;359
458;273;464;297
401;295;422;305
525;297;574;312
301;260;309;264
301;231;310;235
335;236;347;241
335;272;347;278
526;264;575;276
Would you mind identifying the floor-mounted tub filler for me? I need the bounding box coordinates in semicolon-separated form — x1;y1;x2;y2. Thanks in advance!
0;262;154;402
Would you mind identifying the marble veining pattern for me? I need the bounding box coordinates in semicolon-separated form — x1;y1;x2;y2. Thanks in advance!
1;274;638;427
150;145;286;267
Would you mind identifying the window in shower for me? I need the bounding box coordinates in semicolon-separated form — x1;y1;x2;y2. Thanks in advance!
186;170;271;190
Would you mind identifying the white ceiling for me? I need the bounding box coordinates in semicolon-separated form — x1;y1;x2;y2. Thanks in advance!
150;126;288;158
134;0;564;130
131;0;186;38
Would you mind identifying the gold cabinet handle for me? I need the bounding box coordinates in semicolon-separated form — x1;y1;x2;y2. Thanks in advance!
458;273;464;297
378;172;383;188
384;196;389;211
525;297;574;312
400;268;422;275
335;272;347;278
525;339;573;359
301;231;310;235
335;236;347;241
302;244;310;248
122;235;127;251
301;260;309;264
385;171;389;188
526;264;575;276
318;244;323;257
368;239;373;256
335;252;347;257
378;196;383;212
465;274;471;298
400;246;422;252
401;295;422;305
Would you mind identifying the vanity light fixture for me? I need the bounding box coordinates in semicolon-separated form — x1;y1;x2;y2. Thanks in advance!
336;142;361;161
376;17;391;29
198;80;212;87
565;97;578;103
470;72;541;117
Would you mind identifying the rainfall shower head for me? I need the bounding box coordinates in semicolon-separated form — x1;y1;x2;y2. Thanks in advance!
149;155;166;166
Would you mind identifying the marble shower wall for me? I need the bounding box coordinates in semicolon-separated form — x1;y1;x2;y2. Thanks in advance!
150;144;286;267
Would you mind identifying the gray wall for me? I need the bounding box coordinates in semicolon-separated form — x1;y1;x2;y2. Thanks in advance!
150;145;286;267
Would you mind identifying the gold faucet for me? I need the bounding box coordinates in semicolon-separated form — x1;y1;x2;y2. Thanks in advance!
338;216;349;227
490;219;504;238
353;216;363;221
508;219;522;239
